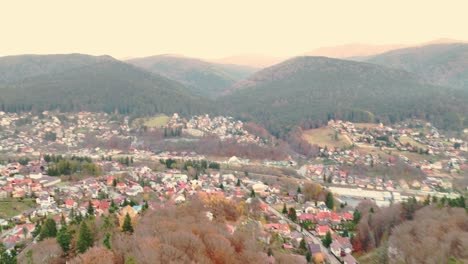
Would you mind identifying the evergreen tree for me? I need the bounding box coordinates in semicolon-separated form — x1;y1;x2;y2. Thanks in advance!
306;251;312;263
122;213;134;233
103;233;111;250
250;190;256;198
60;213;66;227
56;226;72;253
236;179;241;187
299;237;307;251
282;203;287;214
219;183;224;190
0;243;16;264
297;186;302;193
322;231;332;248
112;178;117;187
325;192;334;210
87;200;94;217
76;221;93;254
142;200;149;211
40;218;57;240
288;207;297;222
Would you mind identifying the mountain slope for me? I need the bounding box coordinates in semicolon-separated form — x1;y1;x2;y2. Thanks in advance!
366;43;468;90
221;56;468;136
127;55;256;97
211;54;285;68
0;53;114;83
0;54;210;115
305;43;406;58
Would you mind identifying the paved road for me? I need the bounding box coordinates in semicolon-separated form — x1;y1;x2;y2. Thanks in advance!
240;184;340;264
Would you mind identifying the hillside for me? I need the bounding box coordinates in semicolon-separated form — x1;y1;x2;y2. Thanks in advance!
366;43;468;90
305;43;406;58
0;54;115;83
211;54;285;68
221;56;468;136
0;54;210;116
127;55;256;97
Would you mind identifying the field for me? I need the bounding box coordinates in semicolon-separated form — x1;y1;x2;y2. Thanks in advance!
399;135;427;149
0;199;35;218
302;127;352;148
132;115;170;128
353;123;378;129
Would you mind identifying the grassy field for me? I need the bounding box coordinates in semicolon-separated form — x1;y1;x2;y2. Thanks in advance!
302;127;351;148
132;115;170;128
354;123;378;129
399;135;427;149
0;199;35;218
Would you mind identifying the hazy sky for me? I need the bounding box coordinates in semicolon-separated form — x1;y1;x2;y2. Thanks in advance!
1;0;467;59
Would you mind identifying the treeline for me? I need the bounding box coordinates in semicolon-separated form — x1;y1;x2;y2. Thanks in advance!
18;197;271;264
46;155;101;176
351;195;467;263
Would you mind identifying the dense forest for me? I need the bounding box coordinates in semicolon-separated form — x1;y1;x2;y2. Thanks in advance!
366;43;468;91
220;56;468;137
127;55;256;98
1;54;467;140
0;55;212;116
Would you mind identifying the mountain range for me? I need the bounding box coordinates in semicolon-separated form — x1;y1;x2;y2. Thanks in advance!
364;43;468;91
0;54;209;115
127;55;255;98
221;56;468;136
1;41;467;135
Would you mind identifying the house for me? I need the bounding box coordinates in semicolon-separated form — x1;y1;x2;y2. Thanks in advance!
316;225;332;236
36;195;55;208
64;199;77;209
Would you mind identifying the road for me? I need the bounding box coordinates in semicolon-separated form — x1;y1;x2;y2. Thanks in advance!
240;184;340;264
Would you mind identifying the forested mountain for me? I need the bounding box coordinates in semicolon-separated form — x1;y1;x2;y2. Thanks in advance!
366;43;468;90
0;54;114;83
127;55;256;97
0;54;211;116
221;56;468;136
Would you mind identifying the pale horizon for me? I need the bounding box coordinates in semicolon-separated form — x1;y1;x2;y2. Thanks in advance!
1;0;468;60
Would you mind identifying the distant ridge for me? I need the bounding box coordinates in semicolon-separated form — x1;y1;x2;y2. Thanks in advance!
221;56;468;135
127;55;256;97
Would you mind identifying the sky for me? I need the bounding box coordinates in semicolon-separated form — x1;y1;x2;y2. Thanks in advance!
1;0;467;59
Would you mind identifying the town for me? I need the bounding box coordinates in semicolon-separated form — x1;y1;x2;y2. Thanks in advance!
0;111;466;263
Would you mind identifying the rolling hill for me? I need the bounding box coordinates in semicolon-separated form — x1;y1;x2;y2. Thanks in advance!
304;43;406;59
211;54;285;68
365;43;468;90
221;56;468;136
127;55;256;97
0;54;210;116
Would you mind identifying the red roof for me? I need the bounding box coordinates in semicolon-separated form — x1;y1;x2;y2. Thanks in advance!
342;212;353;220
316;225;331;234
299;213;315;221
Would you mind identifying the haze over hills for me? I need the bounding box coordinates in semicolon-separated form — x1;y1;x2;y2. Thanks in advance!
304;43;407;59
365;43;468;91
0;54;210;116
221;56;468;136
127;55;256;98
211;54;285;68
